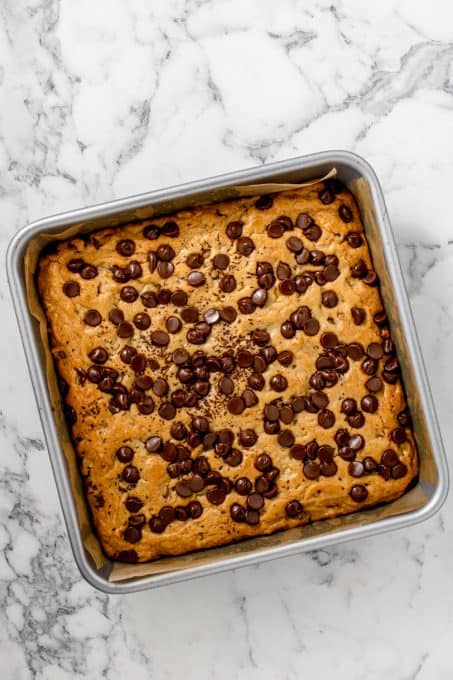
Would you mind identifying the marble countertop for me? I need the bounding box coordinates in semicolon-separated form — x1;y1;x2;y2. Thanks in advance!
1;1;453;678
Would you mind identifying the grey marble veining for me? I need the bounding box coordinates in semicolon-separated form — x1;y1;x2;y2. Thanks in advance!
1;1;453;678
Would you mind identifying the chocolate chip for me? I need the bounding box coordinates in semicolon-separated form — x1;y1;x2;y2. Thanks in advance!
281;321;295;339
261;346;277;364
286;236;303;252
127;261;142;279
187;500;203;519
235;349;251;368
278;406;293;424
237;237;255;255
270;374;288;392
122;465;140;485
351;307;366;325
63;281;80;297
365;377;383;393
67;258;85;273
348;412;365;428
159;402;176;420
248;373;265;391
187;271;205;287
206;487;226;505
161;442;177;462
156;244;175;262
185;253;203;269
242;389;258;407
152;378;168;397
244;509;259;525
351;259;368;279
362;456;377;472
88;347;108;364
318;409;335;428
362;358;378;375
311;391;329;410
391;463;408;479
116;446;134;463
228;397;245;415
341;398;357;415
321;460;337;476
84;309;102;326
304;224;322;241
165;316;181;334
303;318;320;336
383;371;399;384
147;251;158;274
238;297;256;314
245;493;263;512
124;526;141;543
264;404;279;422
367;342;383;360
139;291;156;310
255;453;272;471
157;261;174;279
361;395;378;413
191;416;209;433
80;264;98;279
290;306;311;330
337;204;353;222
213;254;230;270
251;288;267;307
135;375;153;390
225;448;243;467
255;194;274;210
295;249;310;265
278;429;295;447
252;355;267;373
251;330;271;347
112;266;129;283
230;503;246;522
180;308;198;324
125;497;143;513
321;290;338;308
277;261;291;280
385;357;399;373
161;221;179;237
132;313;150;330
303;461;320;479
279;279;295;295
116;239;136;257
220;306;237;323
345;231;363;248
87;366;103;383
220;274;236;293
364;270;378;286
275;350;292;367
290;397;304;414
314;270;327;286
175;481;192;498
295;214;313;233
350;484;368;502
381;449;398;468
120;286;138;303
216;376;232;395
324;264;340;281
264;420;279;434
348;461;364;478
226;221;243;239
373;311;387;327
391;427;407;444
170;351;188;369
239;429;258;447
151;330;170;346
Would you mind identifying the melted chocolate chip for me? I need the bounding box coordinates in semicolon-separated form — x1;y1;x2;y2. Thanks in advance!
226;221;243;239
237;237;255;256
63;281;80;297
84;309;102;326
220;274;236;293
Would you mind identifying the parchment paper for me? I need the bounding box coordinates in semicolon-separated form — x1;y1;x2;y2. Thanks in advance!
23;167;427;583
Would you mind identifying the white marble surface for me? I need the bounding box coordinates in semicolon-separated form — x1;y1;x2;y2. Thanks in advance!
1;1;453;677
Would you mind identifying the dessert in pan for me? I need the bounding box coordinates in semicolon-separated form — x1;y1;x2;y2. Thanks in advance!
38;179;418;563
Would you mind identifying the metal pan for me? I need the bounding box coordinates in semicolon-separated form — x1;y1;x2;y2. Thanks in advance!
6;151;448;593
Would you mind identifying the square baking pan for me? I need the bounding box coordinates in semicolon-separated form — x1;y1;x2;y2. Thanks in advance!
6;151;448;593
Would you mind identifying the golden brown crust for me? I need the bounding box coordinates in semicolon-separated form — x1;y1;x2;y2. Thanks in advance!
37;182;418;562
